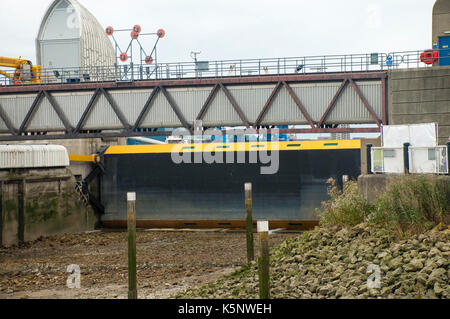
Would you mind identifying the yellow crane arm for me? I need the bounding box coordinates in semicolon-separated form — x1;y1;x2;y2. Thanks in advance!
0;57;32;68
0;57;42;84
0;70;12;78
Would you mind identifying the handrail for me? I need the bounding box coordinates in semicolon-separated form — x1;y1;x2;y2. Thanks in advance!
0;49;448;86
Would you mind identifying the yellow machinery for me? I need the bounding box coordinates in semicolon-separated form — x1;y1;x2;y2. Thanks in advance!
0;57;42;85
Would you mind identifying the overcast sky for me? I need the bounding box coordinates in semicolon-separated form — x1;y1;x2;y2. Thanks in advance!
0;0;438;64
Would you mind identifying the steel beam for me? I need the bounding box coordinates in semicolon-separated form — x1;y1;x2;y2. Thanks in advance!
0;102;17;134
100;88;131;130
219;83;250;128
254;82;282;127
75;88;101;133
43;90;73;132
18;91;43;134
282;81;315;128
196;84;220;121
133;86;160;130
159;86;191;131
0;127;380;141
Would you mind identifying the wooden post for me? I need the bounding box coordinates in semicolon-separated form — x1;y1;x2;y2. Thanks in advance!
257;221;270;299
18;180;25;245
245;183;254;263
127;192;137;299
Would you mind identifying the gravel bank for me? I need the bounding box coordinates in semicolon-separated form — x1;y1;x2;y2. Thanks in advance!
176;224;450;299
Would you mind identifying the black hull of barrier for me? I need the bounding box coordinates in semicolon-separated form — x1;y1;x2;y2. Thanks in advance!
99;148;361;225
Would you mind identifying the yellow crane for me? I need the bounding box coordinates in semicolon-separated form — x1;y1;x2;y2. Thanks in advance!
0;57;42;85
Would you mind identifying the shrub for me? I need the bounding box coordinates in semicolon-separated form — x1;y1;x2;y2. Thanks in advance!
317;175;450;235
318;178;374;227
369;175;450;233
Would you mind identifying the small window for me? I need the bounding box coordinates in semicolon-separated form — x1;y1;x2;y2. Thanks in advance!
56;0;70;9
384;149;396;158
428;148;436;161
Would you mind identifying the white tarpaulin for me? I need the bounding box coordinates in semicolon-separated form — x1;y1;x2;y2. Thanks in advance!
382;123;437;147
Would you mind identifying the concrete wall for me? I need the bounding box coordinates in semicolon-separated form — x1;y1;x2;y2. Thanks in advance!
388;66;450;145
360;138;382;175
0;168;94;247
358;174;450;204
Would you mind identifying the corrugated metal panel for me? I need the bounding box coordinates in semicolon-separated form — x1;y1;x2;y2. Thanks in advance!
53;91;94;127
328;81;381;124
168;87;210;123
202;89;242;127
291;83;340;122
27;99;66;132
83;94;123;130
228;85;274;123
110;89;151;125
140;90;182;128
0;145;69;169
262;86;308;125
0;95;36;129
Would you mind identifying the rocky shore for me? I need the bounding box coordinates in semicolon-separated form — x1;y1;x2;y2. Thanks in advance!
176;224;450;299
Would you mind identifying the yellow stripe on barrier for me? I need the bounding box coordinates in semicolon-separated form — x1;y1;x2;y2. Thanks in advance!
69;154;96;162
105;140;362;155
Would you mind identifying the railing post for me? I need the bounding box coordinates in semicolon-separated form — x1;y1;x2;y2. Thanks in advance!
257;221;270;299
127;192;137;299
366;144;373;175
447;142;450;176
403;143;411;174
245;183;254;263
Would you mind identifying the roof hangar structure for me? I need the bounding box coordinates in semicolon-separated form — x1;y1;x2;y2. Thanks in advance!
36;0;115;70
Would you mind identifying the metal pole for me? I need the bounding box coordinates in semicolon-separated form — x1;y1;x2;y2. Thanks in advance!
403;143;411;174
257;221;270;299
366;144;373;175
447;142;450;176
245;183;254;263
127;192;137;299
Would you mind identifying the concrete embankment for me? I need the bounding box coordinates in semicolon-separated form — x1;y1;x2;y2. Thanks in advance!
0;168;94;247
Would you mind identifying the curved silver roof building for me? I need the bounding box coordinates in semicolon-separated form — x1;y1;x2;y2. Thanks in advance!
36;0;115;70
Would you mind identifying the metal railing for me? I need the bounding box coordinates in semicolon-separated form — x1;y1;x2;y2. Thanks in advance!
1;49;448;86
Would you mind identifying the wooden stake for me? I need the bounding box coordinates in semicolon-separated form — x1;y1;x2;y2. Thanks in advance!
245;183;254;263
127;192;137;299
257;221;270;299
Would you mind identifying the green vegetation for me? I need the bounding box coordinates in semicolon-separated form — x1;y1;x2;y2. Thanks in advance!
318;176;450;236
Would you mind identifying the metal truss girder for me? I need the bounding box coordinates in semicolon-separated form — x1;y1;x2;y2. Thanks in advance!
0;71;387;141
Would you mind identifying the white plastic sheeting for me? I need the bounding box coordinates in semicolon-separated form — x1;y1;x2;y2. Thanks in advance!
382;123;437;147
0;145;69;169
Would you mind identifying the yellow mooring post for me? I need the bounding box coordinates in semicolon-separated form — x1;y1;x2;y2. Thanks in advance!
127;192;137;299
257;221;270;299
245;182;254;263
